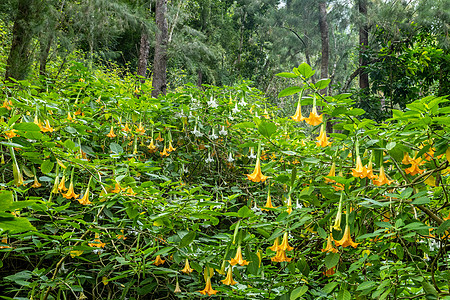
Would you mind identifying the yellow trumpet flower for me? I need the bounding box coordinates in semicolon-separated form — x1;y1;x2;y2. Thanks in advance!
316;124;331;147
305;106;323;126
246;157;268;182
372;166;393;186
153;255;165;266
198;276;218;296
321;234;338;253
106;126;116;138
63;181;79;199
278;232;294;251
181;258;194;274
229;245;249;266
351;156;368;178
334;223;359;248
221;266;237;285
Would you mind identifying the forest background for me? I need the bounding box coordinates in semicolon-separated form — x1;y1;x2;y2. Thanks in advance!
0;0;450;299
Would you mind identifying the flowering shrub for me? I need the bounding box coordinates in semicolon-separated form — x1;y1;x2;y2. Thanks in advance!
0;61;449;299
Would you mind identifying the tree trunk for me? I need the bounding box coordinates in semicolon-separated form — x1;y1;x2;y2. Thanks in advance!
39;35;53;77
5;0;36;81
197;69;203;87
358;0;369;91
151;0;168;98
137;29;150;83
318;1;329;95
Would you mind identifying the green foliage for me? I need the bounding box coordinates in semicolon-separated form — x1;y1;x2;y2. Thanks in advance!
1;56;450;300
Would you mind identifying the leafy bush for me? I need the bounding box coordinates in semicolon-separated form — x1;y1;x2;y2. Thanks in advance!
1;61;449;300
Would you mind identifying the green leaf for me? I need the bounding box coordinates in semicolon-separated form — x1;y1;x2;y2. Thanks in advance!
0;191;13;211
125;207;139;219
357;281;376;291
386;142;396;150
297;256;309;277
278;86;303;98
323;282;338;294
4;271;32;287
0;217;36;234
324;252;340;270
317;227;327;239
436;220;450;235
315;79;331;90
246;252;260;275
238;206;253;218
64;139;76;150
257;121;277;138
345;108;365;116
41;160;54;174
233;122;255;129
110;142;123;154
180;231;196;248
297;63;315;78
153;247;174;257
9;200;38;210
337;289;351;300
403;222;429;231
411;197;430;205
422;281;438;298
276;72;298;78
13;122;41;132
290;285;308;300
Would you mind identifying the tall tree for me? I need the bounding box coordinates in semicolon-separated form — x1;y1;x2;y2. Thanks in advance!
137;24;150;83
358;0;369;90
151;0;168;97
318;0;329;93
5;0;38;81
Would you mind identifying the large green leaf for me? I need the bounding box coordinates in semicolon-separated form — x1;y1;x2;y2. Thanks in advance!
276;72;298;78
257;121;277;138
324;252;340;270
278;86;303;98
0;191;13;211
290;285;308;300
296;63;315;78
0;217;36;234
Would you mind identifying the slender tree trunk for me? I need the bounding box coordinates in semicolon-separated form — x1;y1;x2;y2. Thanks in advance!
137;29;150;83
39;35;53;77
358;0;369;91
197;69;203;87
151;0;168;98
5;0;36;81
318;1;329;94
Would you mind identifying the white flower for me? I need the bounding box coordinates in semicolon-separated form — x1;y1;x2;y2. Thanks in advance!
205;152;214;163
209;128;218;140
255;112;259;118
238;98;247;106
228;113;234;121
192;125;203;137
207;96;219;108
175;111;185;118
219;125;227;136
232;103;240;114
227;152;234;162
191;98;202;110
296;199;303;209
429;240;440;252
248;147;256;159
93;249;104;255
252;201;261;213
182;164;189;173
